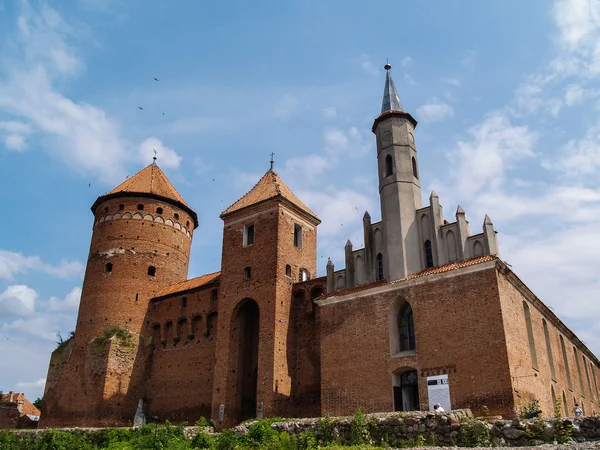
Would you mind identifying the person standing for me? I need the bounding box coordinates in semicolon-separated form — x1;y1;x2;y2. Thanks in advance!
573;403;582;417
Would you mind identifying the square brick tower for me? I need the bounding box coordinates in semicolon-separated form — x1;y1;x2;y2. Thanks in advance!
211;168;320;426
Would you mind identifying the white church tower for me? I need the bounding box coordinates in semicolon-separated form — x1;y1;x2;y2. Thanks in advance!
373;63;422;281
326;62;500;291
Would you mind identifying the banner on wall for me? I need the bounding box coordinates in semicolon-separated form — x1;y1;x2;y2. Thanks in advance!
427;374;451;412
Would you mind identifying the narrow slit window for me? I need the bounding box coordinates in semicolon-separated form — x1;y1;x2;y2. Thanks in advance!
105;263;113;273
181;297;187;308
148;266;156;277
210;289;218;302
376;253;384;281
424;240;433;268
398;303;416;351
244;267;251;280
156;207;163;214
119;204;124;211
294;224;302;248
104;206;109;213
300;269;310;281
137;204;144;211
174;213;179;220
286;264;291;277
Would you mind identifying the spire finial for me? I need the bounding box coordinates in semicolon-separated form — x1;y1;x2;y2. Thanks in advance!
269;152;275;172
381;60;402;113
152;149;158;165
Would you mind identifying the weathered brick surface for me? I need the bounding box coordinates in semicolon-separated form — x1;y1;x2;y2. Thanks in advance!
143;280;219;423
211;201;319;426
318;262;514;418
41;195;195;427
497;269;600;417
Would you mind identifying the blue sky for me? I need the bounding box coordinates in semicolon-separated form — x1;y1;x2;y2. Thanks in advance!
1;0;600;401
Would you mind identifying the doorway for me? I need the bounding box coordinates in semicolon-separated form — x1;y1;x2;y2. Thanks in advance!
235;299;260;421
393;370;419;412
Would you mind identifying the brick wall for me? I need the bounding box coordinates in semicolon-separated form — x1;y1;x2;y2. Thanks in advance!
211;200;319;426
497;269;600;417
318;261;514;418
143;281;219;422
42;194;194;427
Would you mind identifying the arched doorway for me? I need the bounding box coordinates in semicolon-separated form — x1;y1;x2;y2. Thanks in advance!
234;299;260;422
393;369;420;412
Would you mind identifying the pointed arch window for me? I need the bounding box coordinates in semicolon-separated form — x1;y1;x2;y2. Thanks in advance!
385;154;393;177
424;240;433;268
398;303;416;351
376;253;384;280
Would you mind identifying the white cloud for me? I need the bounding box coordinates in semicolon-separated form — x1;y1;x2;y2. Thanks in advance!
16;378;46;391
281;155;329;185
416;101;455;123
442;77;461;87
0;250;84;281
0;121;32;134
356;53;379;76
0;285;38;317
48;287;81;312
543;119;600;176
4;134;27;150
138;137;182;169
321;107;337;119
273;93;299;119
0;3;153;184
2;316;65;341
400;56;413;68
461;50;477;69
564;83;596;106
449;111;537;197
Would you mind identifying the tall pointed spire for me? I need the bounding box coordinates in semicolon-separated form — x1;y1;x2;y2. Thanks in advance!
381;62;403;113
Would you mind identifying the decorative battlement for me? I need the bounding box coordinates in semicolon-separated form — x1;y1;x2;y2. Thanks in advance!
94;211;193;239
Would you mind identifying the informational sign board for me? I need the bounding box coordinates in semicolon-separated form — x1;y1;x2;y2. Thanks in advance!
218;404;225;423
427;374;451;412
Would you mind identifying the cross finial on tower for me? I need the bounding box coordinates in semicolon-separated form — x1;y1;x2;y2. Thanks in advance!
152;149;158;165
269;152;275;171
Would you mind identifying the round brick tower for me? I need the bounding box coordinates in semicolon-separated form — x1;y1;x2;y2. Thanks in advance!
73;162;198;345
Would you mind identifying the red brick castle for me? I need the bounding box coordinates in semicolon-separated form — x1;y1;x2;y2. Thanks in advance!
41;64;600;427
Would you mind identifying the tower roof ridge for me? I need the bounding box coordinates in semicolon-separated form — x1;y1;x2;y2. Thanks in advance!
220;169;319;222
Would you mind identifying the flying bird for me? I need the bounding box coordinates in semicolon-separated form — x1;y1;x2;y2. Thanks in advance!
153;77;160;81
88;183;91;187
138;106;144;110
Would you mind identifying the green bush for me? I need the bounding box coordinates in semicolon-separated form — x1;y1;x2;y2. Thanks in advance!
350;408;370;445
459;418;491;447
93;326;132;347
317;413;336;445
215;429;240;450
298;431;318;450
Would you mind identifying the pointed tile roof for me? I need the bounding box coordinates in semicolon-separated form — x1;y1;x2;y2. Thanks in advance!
221;170;319;222
381;63;403;113
107;163;189;207
91;163;198;228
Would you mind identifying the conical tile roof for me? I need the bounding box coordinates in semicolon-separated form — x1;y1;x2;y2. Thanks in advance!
107;163;189;207
92;163;198;228
221;170;319;222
